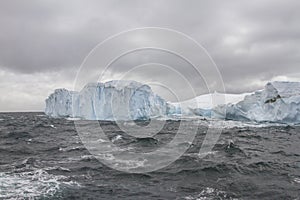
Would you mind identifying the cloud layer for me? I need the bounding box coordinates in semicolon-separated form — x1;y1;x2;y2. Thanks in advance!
0;0;300;111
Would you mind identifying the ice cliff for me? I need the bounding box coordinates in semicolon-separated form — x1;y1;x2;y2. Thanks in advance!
45;81;300;123
45;89;77;118
222;81;300;123
45;80;167;120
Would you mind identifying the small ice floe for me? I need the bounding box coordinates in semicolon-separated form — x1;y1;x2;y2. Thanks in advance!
0;119;4;121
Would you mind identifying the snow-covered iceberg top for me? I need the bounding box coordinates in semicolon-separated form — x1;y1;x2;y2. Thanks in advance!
45;80;168;120
167;92;250;117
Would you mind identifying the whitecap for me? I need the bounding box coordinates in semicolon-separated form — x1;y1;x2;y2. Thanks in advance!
183;187;237;200
80;155;95;160
66;117;81;121
111;135;122;142
96;138;107;143
50;124;56;129
45;166;71;172
59;146;85;152
108;157;147;170
294;177;300;183
0;169;80;199
197;151;218;158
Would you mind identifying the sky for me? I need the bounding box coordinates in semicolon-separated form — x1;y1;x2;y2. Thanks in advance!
0;0;300;111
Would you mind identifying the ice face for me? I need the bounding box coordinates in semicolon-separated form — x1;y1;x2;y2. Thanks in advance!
45;81;300;124
224;82;300;123
166;81;300;124
45;80;168;120
45;89;78;118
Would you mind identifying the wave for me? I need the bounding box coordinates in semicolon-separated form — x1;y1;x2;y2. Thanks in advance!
133;137;159;145
3;131;31;139
183;187;237;200
0;169;80;199
59;146;86;152
293;177;300;184
111;135;122;142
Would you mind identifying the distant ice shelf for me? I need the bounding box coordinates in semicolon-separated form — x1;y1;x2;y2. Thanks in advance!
45;81;300;124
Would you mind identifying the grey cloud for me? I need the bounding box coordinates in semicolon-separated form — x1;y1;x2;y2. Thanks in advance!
0;0;299;110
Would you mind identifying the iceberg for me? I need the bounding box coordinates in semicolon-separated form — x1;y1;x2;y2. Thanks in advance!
222;81;300;123
168;92;250;117
45;80;168;120
171;81;300;124
45;89;77;118
45;80;300;124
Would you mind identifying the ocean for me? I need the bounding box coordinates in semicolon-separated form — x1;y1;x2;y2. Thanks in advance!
0;112;299;199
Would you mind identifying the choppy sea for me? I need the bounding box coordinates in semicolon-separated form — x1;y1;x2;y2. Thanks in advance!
0;112;299;199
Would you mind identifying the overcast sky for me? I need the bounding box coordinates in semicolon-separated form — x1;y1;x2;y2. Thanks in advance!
1;0;300;111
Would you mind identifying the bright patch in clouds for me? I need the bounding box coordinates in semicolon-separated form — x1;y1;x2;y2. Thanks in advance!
0;69;73;112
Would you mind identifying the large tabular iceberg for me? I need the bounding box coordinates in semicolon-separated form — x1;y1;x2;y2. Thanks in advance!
45;80;168;120
45;80;300;123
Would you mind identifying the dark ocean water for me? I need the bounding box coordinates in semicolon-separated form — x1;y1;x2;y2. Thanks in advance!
0;112;299;200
